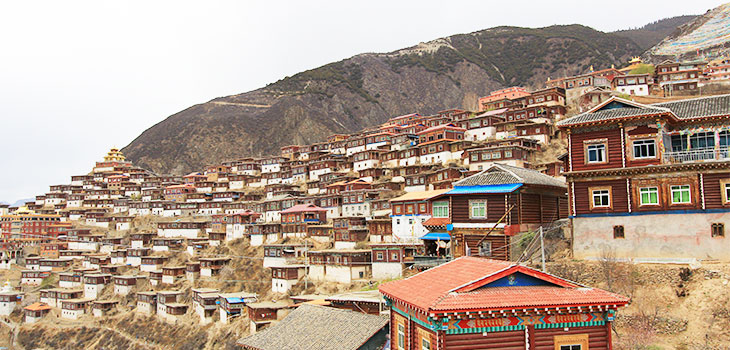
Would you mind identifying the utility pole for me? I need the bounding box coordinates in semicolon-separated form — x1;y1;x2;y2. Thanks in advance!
540;226;546;272
304;245;309;290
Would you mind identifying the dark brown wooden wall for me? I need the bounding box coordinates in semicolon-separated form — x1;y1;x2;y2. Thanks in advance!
460;234;510;260
570;127;623;171
451;194;512;224
444;330;525;350
703;172;730;209
532;325;610;350
573;179;629;215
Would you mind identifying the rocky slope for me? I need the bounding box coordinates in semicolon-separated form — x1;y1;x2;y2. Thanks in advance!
645;2;730;61
123;24;642;174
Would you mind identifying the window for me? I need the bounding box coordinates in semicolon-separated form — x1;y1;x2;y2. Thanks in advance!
470;154;478;162
392;252;398;260
479;241;492;256
432;201;449;218
560;346;582;350
376;252;383;260
613;225;625;239
721;180;730;204
422;338;431;350
469;200;487;218
398;324;405;350
504;150;512;158
491;152;501;159
591;188;611;208
406;205;414;214
670;185;691;204
632;139;656;159
712;223;725;238
639;187;659;205
586;143;606;163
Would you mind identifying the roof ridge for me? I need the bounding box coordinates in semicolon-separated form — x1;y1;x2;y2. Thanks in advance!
446;264;516;293
652;93;730;106
490;164;523;182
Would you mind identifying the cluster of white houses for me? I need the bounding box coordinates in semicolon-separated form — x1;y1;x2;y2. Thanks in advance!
1;75;729;348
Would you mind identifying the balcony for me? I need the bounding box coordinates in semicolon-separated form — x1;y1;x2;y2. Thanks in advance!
663;148;730;164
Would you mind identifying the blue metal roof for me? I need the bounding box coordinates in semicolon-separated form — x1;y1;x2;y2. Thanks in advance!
445;183;522;195
225;297;245;303
419;232;451;241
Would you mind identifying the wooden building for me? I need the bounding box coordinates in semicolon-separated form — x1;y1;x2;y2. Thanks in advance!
380;257;629;350
556;95;730;261
308;249;371;284
428;164;568;259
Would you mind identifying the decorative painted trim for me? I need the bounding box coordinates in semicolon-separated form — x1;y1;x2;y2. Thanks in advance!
700;173;706;210
392;305;438;331
626;179;632;213
445;325;525;335
568;132;573;172
571;182;576;217
620;123;626;168
535;321;605;329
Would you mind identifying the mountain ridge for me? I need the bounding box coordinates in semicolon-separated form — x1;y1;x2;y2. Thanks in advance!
122;24;647;175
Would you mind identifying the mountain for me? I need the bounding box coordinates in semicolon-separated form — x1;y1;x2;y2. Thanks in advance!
0;198;34;207
122;24;642;175
613;15;697;51
645;3;730;61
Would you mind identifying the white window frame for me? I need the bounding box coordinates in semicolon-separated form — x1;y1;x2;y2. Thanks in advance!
639;187;659;206
586;143;606;163
469;200;487;219
422;338;431;350
479;241;492;257
432;201;449;218
632;139;656;159
591;189;611;208
397;324;405;350
670;185;691;204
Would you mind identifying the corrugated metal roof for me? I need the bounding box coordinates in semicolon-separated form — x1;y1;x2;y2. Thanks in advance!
419;232;451;241
445;183;522;195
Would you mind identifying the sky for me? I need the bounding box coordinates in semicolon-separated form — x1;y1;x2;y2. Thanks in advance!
0;0;723;204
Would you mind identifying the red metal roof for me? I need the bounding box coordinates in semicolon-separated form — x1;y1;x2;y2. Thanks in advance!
432;285;629;312
379;257;629;314
422;218;451;226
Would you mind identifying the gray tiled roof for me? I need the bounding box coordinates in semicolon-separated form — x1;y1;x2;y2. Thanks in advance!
454;164;567;188
237;304;388;350
654;94;730;119
557;94;730;127
556;106;669;127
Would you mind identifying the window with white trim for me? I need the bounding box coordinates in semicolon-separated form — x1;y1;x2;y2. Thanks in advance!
633;139;656;159
422;338;431;350
670;185;691;204
560;345;581;350
479;241;492;257
469;200;487;218
591;189;610;208
397;324;405;350
639;187;659;205
722;180;730;204
432;201;449;218
586;144;606;163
